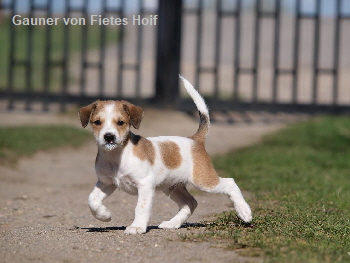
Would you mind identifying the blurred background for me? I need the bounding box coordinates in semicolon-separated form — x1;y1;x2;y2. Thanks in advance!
0;0;349;115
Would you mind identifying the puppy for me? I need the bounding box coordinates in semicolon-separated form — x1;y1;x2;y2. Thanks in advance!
78;76;252;234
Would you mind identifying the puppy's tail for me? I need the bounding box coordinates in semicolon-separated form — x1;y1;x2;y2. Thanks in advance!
179;75;210;143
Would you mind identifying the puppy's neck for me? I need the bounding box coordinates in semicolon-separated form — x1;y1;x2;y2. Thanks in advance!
97;137;127;161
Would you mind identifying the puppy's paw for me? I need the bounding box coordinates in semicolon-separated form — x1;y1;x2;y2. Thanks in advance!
91;207;112;222
234;200;252;223
95;211;112;222
158;220;182;229
125;225;147;234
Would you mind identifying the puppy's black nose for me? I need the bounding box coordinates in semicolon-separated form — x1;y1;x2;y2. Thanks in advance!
104;133;115;143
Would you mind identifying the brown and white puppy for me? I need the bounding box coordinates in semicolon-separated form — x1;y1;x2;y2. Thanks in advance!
79;76;252;234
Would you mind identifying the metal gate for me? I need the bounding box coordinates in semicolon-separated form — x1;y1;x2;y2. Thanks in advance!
0;0;158;111
179;0;350;113
1;0;349;114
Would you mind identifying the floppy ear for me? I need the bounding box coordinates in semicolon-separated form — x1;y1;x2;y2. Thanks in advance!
78;101;98;128
122;101;144;129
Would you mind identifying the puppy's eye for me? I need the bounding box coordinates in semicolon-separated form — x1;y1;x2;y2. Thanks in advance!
117;121;125;126
93;120;101;126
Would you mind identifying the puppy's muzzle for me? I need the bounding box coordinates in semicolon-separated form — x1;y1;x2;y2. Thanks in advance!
104;133;116;144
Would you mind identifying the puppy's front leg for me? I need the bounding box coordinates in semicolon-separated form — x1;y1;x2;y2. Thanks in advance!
88;180;117;222
125;185;154;234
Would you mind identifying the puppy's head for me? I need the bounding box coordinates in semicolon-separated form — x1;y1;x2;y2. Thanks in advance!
78;100;143;151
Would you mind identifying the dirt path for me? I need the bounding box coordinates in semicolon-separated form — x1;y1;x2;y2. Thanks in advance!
0;109;287;263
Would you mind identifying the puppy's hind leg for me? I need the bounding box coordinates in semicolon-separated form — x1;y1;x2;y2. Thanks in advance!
88;181;117;222
191;142;252;223
195;178;252;223
159;185;198;229
216;178;252;223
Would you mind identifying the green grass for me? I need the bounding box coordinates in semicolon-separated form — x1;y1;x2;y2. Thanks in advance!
0;16;119;92
0;125;91;166
182;116;350;263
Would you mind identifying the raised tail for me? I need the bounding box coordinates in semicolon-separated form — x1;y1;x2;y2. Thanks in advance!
179;75;210;143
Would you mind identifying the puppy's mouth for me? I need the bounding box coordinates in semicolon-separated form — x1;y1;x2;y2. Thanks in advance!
102;133;120;151
100;132;128;151
104;142;118;151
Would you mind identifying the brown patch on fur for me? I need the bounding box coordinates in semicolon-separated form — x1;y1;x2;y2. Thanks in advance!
130;134;155;165
190;113;209;143
78;101;98;128
159;141;182;169
191;141;219;189
121;100;144;129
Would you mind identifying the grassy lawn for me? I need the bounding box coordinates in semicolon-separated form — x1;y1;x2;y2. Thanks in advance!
182;116;350;263
0;125;91;166
0;17;119;92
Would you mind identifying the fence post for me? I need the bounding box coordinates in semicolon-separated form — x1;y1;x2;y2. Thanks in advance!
155;0;182;106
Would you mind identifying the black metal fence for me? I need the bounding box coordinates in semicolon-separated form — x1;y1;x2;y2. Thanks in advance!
1;0;349;114
179;0;350;113
0;0;158;111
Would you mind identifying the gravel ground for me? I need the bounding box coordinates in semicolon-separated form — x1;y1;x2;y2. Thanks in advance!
0;109;288;263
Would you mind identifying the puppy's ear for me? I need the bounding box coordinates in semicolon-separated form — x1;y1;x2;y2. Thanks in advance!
122;101;144;129
78;101;98;128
